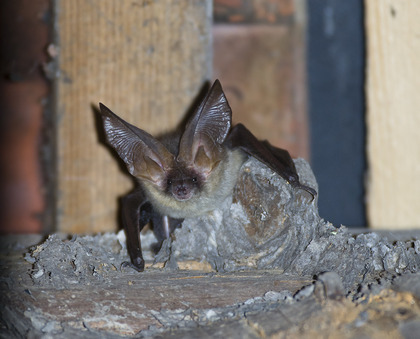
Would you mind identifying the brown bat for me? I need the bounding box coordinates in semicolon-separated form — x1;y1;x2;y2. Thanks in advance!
99;80;316;271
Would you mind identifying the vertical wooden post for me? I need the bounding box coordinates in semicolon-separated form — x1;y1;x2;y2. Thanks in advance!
366;1;420;229
53;0;212;233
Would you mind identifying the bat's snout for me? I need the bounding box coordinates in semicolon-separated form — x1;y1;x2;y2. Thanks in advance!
173;184;193;201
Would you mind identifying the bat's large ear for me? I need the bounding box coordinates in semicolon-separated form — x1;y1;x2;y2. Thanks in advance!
99;103;174;185
178;80;232;173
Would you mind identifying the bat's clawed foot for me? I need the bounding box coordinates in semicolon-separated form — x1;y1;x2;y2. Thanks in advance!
120;258;145;272
297;184;317;202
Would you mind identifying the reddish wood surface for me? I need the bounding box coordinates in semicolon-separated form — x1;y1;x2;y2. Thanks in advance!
213;1;308;158
214;0;295;23
0;1;50;233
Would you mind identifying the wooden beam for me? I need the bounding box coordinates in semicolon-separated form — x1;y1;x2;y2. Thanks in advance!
366;1;420;229
53;0;212;233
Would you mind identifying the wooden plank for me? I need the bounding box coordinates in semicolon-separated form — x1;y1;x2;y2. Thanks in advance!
3;235;420;337
213;0;308;159
9;273;310;335
53;0;212;233
366;1;420;229
0;236;311;336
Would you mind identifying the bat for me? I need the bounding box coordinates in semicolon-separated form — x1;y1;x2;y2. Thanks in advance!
99;80;316;271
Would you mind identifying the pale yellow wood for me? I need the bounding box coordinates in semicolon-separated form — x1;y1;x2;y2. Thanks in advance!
54;0;212;233
366;1;420;229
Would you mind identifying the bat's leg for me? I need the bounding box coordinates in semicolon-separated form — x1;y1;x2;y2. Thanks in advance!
227;124;316;198
121;189;152;272
151;215;184;253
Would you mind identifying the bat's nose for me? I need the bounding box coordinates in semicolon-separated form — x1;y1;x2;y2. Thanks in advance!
174;184;192;201
177;186;188;196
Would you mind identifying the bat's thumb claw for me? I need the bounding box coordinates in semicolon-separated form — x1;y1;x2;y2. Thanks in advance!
297;184;317;202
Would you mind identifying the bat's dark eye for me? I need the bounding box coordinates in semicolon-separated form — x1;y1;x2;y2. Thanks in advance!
192;177;197;183
167;179;172;186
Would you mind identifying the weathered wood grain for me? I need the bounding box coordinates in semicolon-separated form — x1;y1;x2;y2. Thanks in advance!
53;0;212;233
1;240;311;336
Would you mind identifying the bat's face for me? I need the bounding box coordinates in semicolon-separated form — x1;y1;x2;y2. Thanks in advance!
164;165;204;202
138;147;244;219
